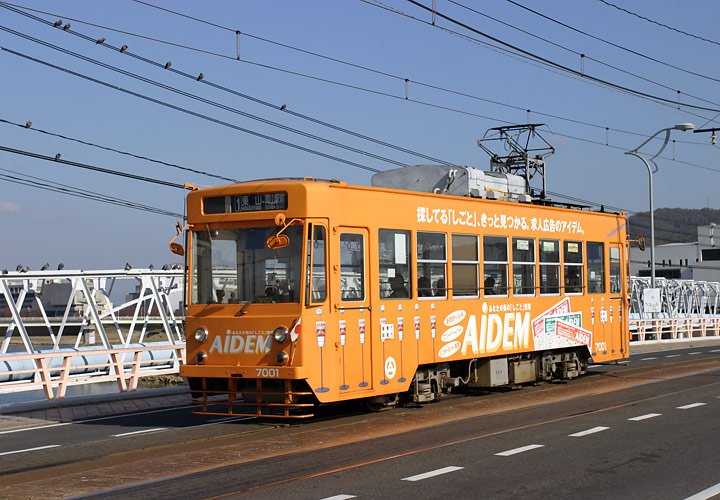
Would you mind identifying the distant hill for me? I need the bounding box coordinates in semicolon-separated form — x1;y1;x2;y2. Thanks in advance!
627;208;720;245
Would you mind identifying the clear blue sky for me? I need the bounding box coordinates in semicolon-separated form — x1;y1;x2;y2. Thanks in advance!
1;0;718;271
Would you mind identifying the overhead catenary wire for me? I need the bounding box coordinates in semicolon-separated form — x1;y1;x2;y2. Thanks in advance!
126;0;718;141
405;0;720;114
0;144;188;189
1;3;715;233
2;40;716;227
0;2;710;147
452;0;720;106
0;45;382;174
0;117;240;183
0;26;409;170
596;0;720;48
502;0;720;89
0;3;453;166
0;166;182;217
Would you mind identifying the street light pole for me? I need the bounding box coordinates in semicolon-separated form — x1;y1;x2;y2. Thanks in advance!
625;123;695;290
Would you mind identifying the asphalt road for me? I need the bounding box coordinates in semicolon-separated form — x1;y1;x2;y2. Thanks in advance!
1;343;720;499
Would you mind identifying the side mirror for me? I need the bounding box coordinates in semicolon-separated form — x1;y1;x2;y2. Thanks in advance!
266;234;290;250
170;242;185;256
637;236;646;252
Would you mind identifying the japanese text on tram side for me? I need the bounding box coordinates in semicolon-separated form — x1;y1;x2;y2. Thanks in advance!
416;207;584;234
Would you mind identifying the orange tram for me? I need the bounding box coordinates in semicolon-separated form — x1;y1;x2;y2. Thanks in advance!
179;161;630;417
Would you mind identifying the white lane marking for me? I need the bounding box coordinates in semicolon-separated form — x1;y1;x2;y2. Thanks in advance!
0;404;195;436
204;416;254;424
628;413;662;421
677;403;706;410
689;352;702;355
665;354;681;358
568;426;610;437
640;357;657;361
495;444;544;456
710;349;720;353
0;444;60;457
402;466;463;482
588;364;600;369
112;427;166;437
319;495;356;500
683;481;720;500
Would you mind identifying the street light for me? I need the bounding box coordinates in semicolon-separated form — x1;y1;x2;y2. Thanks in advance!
625;123;695;289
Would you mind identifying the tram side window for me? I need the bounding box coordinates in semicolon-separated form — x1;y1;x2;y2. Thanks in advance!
417;232;447;298
340;233;365;301
587;242;606;294
483;236;508;296
564;241;583;294
452;234;479;297
539;239;560;294
379;229;411;299
305;225;327;304
609;246;621;294
513;238;535;296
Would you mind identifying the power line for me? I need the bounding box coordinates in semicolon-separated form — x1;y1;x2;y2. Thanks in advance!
0;25;409;170
597;0;720;48
405;0;720;114
0;144;187;189
0;3;452;166
2;5;716;226
0;2;710;147
0;166;182;217
0;45;382;174
500;0;720;89
0;118;239;183
453;0;720;108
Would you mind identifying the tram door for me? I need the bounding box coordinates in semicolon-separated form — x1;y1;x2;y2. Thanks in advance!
332;227;373;393
608;244;627;355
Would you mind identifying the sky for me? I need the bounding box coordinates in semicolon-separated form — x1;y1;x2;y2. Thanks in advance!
1;0;719;272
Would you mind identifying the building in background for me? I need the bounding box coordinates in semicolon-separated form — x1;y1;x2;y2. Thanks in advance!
630;224;720;282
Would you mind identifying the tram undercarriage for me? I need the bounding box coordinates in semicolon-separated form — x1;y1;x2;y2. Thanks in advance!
186;347;590;416
406;346;590;405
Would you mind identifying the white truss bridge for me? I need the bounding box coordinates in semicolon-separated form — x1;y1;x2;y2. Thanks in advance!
0;268;185;399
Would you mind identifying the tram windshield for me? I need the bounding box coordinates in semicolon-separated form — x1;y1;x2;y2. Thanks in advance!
192;226;303;305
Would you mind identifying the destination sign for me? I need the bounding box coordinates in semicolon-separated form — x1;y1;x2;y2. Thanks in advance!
233;192;287;212
203;192;287;214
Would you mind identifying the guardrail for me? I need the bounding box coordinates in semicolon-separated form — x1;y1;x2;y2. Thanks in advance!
0;343;184;399
629;316;720;342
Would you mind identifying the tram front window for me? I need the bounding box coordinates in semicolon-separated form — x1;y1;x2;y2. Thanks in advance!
192;226;302;305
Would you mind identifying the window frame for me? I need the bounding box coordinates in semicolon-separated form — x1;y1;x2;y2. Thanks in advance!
417;231;447;300
339;232;366;302
378;228;412;300
305;223;327;305
483;235;508;297
587;241;606;294
539;238;560;295
563;240;584;295
451;233;479;299
512;237;536;297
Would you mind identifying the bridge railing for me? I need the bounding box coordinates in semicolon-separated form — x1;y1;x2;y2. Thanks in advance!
0;268;185;399
0;343;185;399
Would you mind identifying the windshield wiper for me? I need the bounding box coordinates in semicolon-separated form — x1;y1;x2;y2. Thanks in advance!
238;293;264;315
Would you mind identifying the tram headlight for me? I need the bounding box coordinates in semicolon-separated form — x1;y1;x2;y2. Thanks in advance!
193;327;208;344
273;326;289;343
195;351;207;363
275;351;289;365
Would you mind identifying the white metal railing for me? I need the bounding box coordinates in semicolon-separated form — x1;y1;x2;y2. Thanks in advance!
0;344;185;399
0;268;185;398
